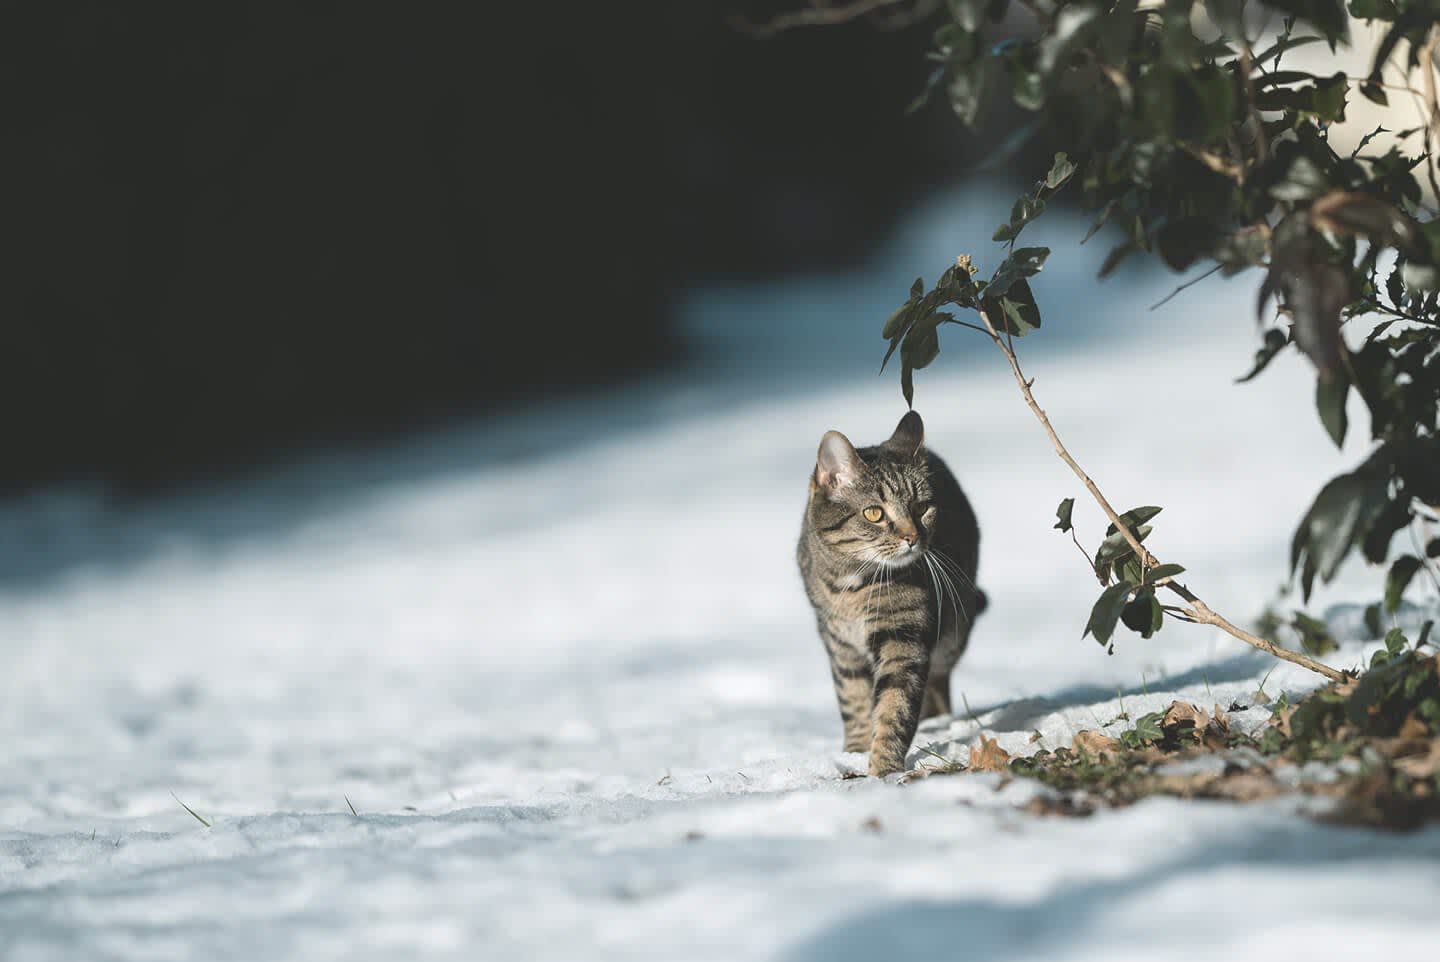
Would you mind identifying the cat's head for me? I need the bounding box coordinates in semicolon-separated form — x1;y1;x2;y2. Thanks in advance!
809;411;936;568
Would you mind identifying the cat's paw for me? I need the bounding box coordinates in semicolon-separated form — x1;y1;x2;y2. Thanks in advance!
867;754;906;778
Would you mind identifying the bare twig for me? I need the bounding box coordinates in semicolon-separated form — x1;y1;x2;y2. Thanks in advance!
1150;263;1224;310
973;301;1346;682
729;0;934;37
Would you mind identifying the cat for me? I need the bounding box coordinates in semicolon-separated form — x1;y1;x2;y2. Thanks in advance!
796;411;985;776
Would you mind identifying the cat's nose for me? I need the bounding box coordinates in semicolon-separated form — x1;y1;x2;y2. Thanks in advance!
900;531;918;546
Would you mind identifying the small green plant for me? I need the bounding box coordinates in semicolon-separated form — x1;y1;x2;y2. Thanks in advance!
171;792;211;829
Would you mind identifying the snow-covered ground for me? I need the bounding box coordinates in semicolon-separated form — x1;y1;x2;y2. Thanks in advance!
3;184;1438;961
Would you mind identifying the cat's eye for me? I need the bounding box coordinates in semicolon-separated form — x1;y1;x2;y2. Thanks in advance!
862;506;884;523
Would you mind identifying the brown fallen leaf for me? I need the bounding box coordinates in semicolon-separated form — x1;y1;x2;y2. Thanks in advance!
1201;704;1233;749
1162;701;1209;733
859;815;884;833
1251;688;1272;706
969;734;1011;773
1271;703;1297;739
1071;730;1122;757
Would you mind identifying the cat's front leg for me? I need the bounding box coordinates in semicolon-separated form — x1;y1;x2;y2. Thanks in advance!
823;629;873;752
866;629;930;776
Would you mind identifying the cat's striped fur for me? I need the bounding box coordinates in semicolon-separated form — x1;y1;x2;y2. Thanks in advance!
796;411;985;776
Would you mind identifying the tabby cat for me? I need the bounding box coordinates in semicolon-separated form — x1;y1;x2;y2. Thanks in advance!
796;411;985;776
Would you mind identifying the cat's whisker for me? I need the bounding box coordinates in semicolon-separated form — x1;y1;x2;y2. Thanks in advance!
931;548;979;596
926;550;966;626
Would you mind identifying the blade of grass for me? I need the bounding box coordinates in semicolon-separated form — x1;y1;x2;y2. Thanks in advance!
171;792;210;829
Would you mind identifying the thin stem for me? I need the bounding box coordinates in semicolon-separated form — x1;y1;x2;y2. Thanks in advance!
729;0;934;37
973;303;1346;683
1150;263;1224;310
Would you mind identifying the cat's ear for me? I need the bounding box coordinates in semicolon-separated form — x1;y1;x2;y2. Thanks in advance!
816;431;865;491
882;410;924;458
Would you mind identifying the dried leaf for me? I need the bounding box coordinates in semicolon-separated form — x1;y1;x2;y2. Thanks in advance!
969;734;1012;773
1271;703;1297;738
1071;730;1122;757
1162;701;1209;734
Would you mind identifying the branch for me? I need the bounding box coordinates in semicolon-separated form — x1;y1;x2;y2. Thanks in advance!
1150;263;1224;310
973;301;1347;683
729;0;935;37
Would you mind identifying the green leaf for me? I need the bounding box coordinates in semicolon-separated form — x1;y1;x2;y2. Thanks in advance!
1385;555;1423;612
996;282;1042;336
1264;0;1349;45
1316;373;1349;447
1237;329;1290;383
1145;563;1186;582
1127;712;1164;746
1348;0;1398;19
899;314;942;406
992;221;1017;242
1085;583;1134;645
1045;152;1076;189
1105;506;1163;537
1095;524;1154;567
1290;471;1390;600
1120;590;1164;639
1291;610;1337;655
1364;603;1383;638
987;248;1050;300
1054;497;1074;532
881;304;910;340
1383;626;1406;656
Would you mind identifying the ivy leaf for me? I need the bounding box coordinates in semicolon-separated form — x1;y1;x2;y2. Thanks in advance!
1085;583;1134;645
1125;712;1165;746
1045;152;1076;189
1385;555;1423;612
1054;497;1074;532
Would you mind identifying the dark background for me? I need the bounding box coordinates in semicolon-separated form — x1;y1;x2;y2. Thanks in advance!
2;1;996;495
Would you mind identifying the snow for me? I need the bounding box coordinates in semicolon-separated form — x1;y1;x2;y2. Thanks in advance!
3;183;1439;961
